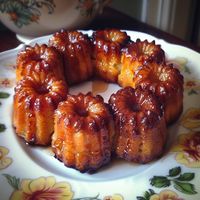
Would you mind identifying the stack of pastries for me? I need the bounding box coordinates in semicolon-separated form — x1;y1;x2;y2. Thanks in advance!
13;29;184;172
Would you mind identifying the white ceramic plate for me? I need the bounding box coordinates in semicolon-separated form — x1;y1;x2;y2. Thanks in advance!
0;31;200;200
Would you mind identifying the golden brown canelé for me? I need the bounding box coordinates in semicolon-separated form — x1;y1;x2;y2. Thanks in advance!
109;87;167;163
118;39;165;88
52;92;114;172
16;44;65;82
49;30;94;85
133;62;184;125
92;29;130;82
13;72;68;145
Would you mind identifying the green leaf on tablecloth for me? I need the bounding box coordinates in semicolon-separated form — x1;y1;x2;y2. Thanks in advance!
0;123;6;132
175;173;195;181
3;174;20;190
0;92;10;98
168;166;181;177
173;181;197;194
149;166;197;195
143;191;151;199
136;197;146;200
150;176;171;188
136;189;155;200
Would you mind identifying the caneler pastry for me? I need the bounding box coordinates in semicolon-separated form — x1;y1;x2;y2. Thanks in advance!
16;44;65;82
109;87;167;163
12;29;184;171
49;30;94;85
52;92;114;172
133;62;184;125
13;72;68;146
92;29;130;82
118;39;165;88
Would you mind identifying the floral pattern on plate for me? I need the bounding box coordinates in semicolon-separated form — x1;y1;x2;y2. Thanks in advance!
184;79;200;95
0;146;12;170
171;132;200;168
0;78;15;88
180;108;200;130
137;189;184;200
4;174;125;200
137;166;197;199
4;175;73;200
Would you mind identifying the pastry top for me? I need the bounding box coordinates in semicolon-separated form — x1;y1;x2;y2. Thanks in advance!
14;72;68;108
91;29;131;83
49;30;94;85
49;30;92;48
134;62;184;101
122;39;165;64
16;44;65;82
92;29;130;47
55;92;112;133
109;86;164;132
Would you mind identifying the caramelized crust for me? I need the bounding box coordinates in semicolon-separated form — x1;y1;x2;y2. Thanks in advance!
12;29;184;170
125;39;165;63
13;73;68;145
134;62;184;124
16;44;65;82
109;87;167;163
52;92;114;172
92;29;130;82
49;30;94;85
118;40;165;87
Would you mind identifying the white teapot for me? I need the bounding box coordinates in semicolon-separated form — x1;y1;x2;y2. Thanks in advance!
0;0;110;41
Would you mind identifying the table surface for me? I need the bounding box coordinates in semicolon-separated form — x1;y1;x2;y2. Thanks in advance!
0;7;200;53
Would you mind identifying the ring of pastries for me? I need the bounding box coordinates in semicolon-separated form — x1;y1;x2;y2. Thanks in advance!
52;92;114;172
13;29;184;172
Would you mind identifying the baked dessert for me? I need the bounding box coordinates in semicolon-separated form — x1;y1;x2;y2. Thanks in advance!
16;44;65;82
92;29;130;82
133;62;184;125
52;92;114;172
13;72;68;146
49;30;94;85
109;86;167;163
12;29;184;171
118;39;165;88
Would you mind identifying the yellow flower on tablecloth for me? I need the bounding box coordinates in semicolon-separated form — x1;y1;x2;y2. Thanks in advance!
180;108;200;129
10;176;73;200
171;131;200;168
0;146;12;170
103;194;124;200
149;189;183;200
